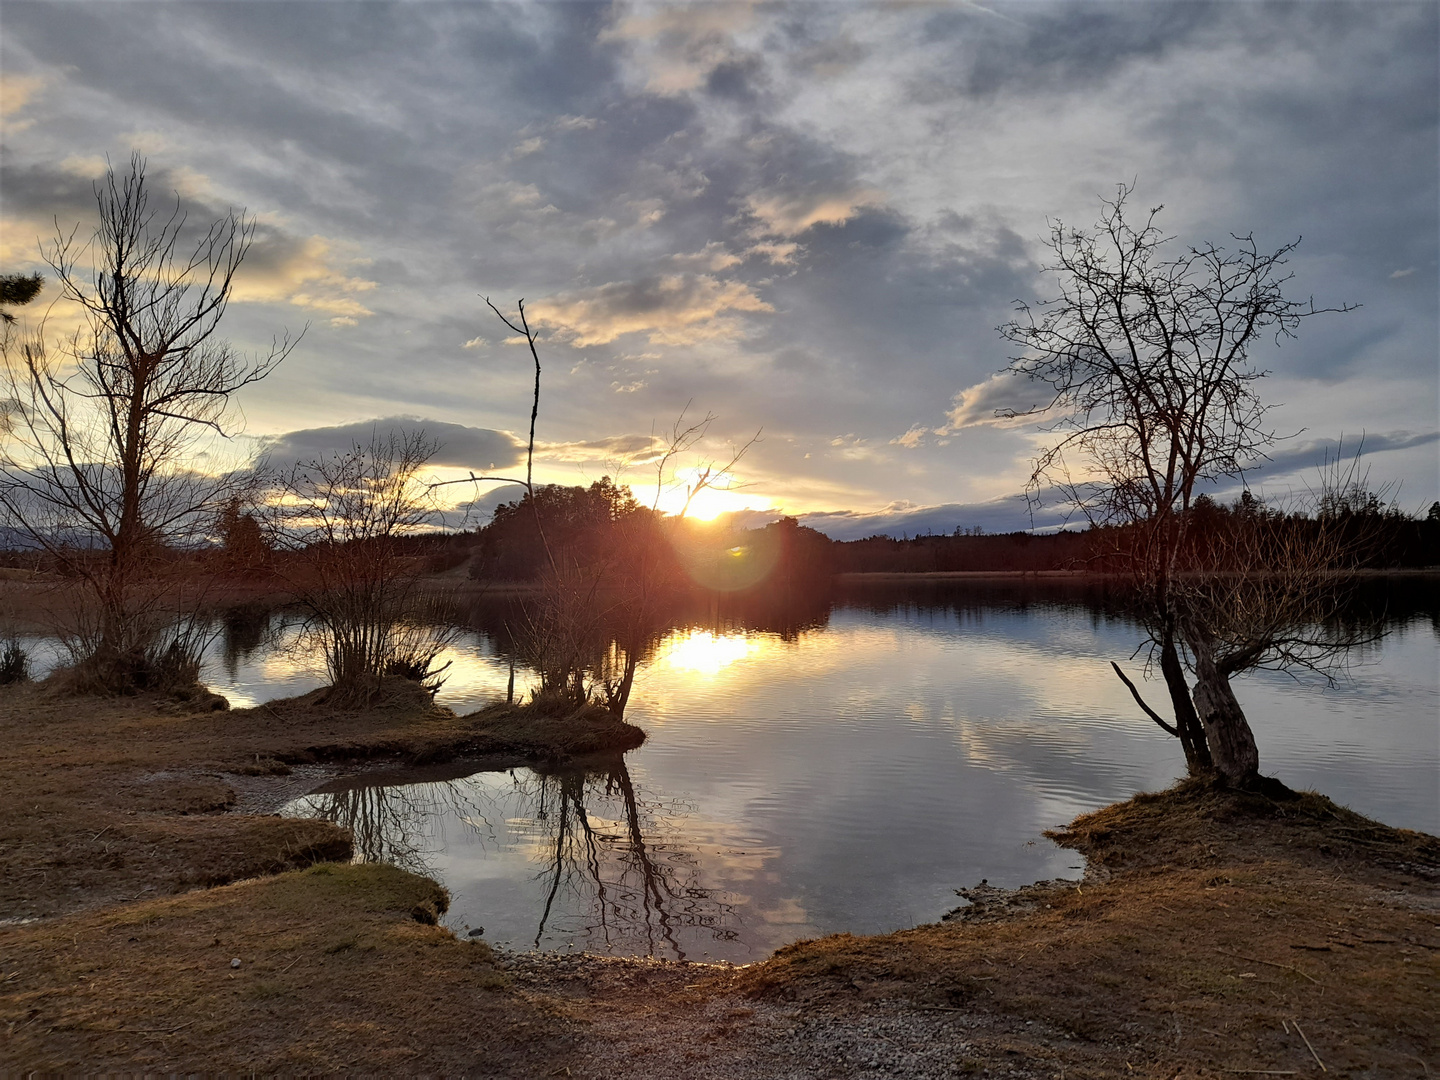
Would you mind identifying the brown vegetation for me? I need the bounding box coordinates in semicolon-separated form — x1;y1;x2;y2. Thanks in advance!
0;155;295;693
3;674;1434;1075
0;680;642;925
737;779;1439;1076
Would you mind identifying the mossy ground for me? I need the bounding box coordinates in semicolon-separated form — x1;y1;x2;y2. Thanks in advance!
1;863;577;1073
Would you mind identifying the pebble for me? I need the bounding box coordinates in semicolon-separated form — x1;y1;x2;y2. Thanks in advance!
230;958;241;968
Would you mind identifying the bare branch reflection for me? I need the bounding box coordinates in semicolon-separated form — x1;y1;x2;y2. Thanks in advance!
294;776;497;875
290;759;737;960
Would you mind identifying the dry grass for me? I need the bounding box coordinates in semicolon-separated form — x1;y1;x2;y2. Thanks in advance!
0;679;643;922
0;863;578;1073
0;679;639;1072
733;779;1439;1076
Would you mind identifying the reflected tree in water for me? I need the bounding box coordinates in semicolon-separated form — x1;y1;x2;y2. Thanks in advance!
294;760;735;960
519;762;736;959
217;604;280;682
299;777;496;876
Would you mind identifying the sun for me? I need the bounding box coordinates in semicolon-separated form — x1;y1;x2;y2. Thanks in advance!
653;470;773;522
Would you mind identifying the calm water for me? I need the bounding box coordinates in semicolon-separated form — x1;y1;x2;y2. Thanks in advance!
197;582;1438;962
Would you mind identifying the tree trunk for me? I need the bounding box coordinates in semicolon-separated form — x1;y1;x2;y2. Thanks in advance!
1189;640;1260;786
1159;629;1213;775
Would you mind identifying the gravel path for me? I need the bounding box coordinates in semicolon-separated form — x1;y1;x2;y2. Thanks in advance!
504;951;1088;1080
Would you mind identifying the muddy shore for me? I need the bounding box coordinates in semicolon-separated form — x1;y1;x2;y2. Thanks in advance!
2;682;1435;1076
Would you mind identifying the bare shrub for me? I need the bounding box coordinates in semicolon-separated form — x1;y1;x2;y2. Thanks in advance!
269;431;455;705
0;638;30;684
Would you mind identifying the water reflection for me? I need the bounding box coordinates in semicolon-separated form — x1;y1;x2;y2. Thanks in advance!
287;760;739;960
197;578;1439;959
217;604;281;683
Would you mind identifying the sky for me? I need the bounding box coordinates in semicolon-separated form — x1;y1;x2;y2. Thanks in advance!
1;1;1436;538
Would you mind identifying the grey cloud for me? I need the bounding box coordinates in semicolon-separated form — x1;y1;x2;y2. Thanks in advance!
933;1;1215;100
531;273;772;347
437;482;529;529
1239;431;1440;488
0;160;107;224
536;433;664;463
3;1;1433;522
793;497;1062;541
942;372;1053;430
259;418;525;472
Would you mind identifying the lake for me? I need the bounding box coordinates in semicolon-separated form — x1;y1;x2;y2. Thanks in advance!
200;579;1439;963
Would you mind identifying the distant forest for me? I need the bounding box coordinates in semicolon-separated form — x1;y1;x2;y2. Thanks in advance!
451;483;1440;580
3;480;1435;582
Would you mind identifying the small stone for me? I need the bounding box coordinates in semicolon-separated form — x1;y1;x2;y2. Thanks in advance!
230;957;241;968
467;927;485;938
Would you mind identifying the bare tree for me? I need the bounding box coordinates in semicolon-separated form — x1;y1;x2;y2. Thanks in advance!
585;405;761;717
646;401;761;518
268;430;453;703
431;297;556;572
0;155;296;689
1168;460;1392;778
998;185;1352;785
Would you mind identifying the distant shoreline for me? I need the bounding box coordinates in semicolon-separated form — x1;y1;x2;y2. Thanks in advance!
837;567;1440;583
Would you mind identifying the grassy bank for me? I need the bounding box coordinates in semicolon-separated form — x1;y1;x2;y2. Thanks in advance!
2;683;1435;1076
0;682;643;922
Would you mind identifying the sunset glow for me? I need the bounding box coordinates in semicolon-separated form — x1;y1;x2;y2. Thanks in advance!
0;2;1434;1067
653;480;772;523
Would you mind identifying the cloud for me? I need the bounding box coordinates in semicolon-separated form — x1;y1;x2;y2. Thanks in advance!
232;231;377;325
437;482;529;528
0;73;44;131
600;2;759;96
258;418;526;472
745;240;800;265
58;155;108;179
670;242;742;271
1;1;1432;528
1242;430;1440;485
941;373;1054;430
890;425;929;449
530;273;772;346
552;114;598;131
793;496;1062;540
743;186;886;238
536;432;665;465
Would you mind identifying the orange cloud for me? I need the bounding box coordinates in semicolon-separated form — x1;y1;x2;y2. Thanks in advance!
231;233;376;325
744;187;885;238
531;273;772;347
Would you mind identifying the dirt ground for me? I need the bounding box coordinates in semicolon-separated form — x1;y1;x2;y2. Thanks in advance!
2;678;1436;1076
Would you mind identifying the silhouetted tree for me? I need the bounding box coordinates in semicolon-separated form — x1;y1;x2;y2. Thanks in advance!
217;495;267;568
0;155;296;690
268;430;453;702
998;185;1352;786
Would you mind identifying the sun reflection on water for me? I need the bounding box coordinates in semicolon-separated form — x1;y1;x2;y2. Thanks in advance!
654;629;767;677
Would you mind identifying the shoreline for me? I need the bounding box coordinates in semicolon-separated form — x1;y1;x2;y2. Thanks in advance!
837;567;1440;583
2;684;1436;1075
